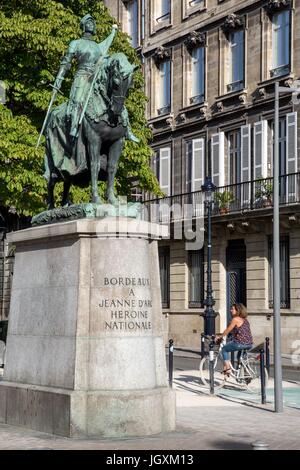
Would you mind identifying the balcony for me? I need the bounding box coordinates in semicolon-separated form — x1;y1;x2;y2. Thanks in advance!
142;173;300;224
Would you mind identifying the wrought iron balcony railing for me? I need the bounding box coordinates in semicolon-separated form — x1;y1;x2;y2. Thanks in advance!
142;173;300;224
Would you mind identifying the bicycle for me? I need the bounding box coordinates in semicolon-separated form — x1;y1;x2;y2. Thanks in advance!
199;335;268;393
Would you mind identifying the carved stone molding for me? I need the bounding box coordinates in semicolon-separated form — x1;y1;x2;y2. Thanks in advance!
199;105;208;118
216;101;223;112
153;46;171;65
258;87;266;99
239;93;247;104
166;115;174;128
184;31;206;52
284;77;294;87
177;112;186;124
265;0;291;15
223;13;245;33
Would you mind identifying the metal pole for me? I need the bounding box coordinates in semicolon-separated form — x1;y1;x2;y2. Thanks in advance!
168;339;174;388
204;200;216;336
231;351;235;370
265;337;270;375
201;333;205;358
260;348;266;405
209;339;215;395
273;82;283;412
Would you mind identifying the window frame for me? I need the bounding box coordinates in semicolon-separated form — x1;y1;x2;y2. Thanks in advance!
227;129;242;185
226;29;245;93
182;0;206;19
268;235;290;309
270;9;291;78
190;45;205;106
159;246;170;309
188;249;205;309
151;0;171;33
156;59;171;116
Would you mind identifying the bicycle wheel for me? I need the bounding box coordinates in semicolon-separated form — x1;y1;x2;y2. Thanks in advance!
199;355;225;390
242;357;269;393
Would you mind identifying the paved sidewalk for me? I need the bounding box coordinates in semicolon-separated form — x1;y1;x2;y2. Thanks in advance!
0;370;299;450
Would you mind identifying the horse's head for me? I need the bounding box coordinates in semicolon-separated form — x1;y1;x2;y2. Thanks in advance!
107;53;138;115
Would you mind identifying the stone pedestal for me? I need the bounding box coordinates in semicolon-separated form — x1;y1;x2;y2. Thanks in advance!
0;218;176;437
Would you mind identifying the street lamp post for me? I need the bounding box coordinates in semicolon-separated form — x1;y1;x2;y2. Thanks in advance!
201;177;217;336
273;82;300;413
273;81;283;413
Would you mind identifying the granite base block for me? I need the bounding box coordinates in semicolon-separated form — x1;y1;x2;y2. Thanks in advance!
0;382;176;438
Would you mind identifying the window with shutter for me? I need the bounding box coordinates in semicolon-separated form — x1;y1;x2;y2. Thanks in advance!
286;112;298;201
192;138;205;217
159;147;171;222
211;133;225;188
159;147;171;196
254;121;268;180
186;140;192;193
192;138;205;192
241;125;251;205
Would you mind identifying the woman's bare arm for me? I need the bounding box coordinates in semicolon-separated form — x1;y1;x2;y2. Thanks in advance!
220;317;239;338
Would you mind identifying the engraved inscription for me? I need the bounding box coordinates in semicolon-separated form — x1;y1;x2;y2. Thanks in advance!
100;277;153;332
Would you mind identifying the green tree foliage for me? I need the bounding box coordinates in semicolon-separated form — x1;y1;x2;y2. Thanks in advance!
0;0;160;216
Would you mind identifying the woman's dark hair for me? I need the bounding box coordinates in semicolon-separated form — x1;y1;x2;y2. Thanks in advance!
232;303;248;319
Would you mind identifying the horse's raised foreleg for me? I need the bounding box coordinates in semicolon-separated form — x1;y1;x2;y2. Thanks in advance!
61;180;71;207
106;138;125;206
47;177;56;210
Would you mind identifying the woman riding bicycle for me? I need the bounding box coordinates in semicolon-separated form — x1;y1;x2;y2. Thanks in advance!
216;303;253;376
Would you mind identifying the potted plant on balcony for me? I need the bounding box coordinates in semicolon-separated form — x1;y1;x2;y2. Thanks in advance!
215;191;235;215
255;180;273;208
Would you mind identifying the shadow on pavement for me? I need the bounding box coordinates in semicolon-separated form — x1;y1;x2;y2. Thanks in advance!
210;439;252;450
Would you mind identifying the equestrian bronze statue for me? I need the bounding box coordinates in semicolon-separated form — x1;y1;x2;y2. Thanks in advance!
40;15;139;208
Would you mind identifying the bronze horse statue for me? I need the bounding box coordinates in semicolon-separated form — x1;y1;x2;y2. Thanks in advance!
44;53;137;208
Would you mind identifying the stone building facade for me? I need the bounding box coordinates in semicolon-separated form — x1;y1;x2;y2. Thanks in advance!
76;2;300;354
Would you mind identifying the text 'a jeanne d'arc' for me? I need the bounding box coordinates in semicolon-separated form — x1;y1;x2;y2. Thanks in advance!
99;298;153;308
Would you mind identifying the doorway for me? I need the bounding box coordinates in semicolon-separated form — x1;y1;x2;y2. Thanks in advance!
226;239;247;325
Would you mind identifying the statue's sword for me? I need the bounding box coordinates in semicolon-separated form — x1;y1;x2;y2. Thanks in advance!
36;84;61;149
78;26;118;132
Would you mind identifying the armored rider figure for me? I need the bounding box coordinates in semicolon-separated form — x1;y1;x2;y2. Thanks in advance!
53;14;139;142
